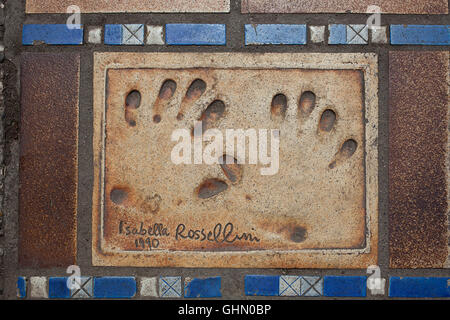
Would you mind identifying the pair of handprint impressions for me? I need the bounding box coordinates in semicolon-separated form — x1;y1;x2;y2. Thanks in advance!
102;66;366;253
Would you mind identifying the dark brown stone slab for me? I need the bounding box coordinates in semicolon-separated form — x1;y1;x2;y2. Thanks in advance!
19;53;79;268
389;51;449;269
242;0;448;14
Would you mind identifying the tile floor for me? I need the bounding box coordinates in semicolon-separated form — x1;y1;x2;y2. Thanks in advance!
0;0;449;300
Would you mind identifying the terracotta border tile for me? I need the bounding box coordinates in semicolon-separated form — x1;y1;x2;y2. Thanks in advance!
389;51;449;268
241;0;448;14
19;53;79;268
26;0;230;13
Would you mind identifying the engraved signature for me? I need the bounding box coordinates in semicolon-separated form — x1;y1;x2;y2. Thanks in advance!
175;222;260;244
118;221;260;245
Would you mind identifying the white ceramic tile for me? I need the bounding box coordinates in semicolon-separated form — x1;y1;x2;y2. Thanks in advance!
30;277;48;298
146;25;164;45
122;24;144;45
347;24;368;44
159;276;182;298
71;277;93;298
371;26;388;44
301;276;323;296
88;26;102;44
140;277;158;297
309;26;325;43
279;275;301;296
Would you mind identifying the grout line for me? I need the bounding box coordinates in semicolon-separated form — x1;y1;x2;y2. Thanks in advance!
0;0;5;299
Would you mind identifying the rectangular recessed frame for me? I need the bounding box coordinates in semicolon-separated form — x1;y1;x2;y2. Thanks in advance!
92;53;378;268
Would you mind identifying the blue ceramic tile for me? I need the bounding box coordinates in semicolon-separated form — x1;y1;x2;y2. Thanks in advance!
166;24;226;45
104;24;123;45
22;24;83;45
389;277;450;298
390;25;450;45
184;277;222;298
48;277;71;299
328;24;347;44
17;277;26;299
245;24;306;45
323;276;367;297
93;277;136;299
245;275;279;296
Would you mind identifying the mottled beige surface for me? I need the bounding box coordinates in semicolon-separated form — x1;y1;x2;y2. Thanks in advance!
93;53;379;268
242;0;448;14
26;0;230;13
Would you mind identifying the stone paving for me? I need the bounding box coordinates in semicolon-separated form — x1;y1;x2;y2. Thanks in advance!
0;0;449;300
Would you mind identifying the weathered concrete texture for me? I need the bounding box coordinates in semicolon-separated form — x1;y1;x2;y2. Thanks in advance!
93;52;378;268
0;65;3;296
389;51;449;269
26;0;230;13
19;53;79;268
242;0;448;14
0;0;5;297
0;66;3;235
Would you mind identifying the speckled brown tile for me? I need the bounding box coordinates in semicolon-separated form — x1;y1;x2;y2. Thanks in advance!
242;0;448;14
92;52;379;268
19;53;79;268
26;0;230;13
389;51;449;269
